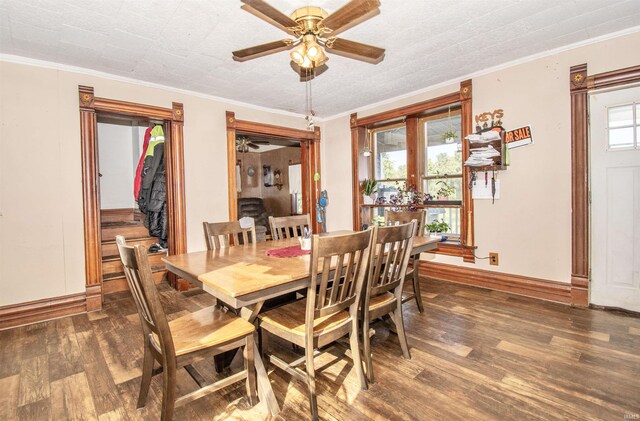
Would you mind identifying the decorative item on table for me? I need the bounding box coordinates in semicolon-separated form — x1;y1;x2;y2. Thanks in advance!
266;245;310;258
426;219;450;241
362;178;377;205
316;190;328;233
299;227;312;250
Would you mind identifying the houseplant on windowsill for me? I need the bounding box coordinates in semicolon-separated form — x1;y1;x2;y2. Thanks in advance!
426;219;450;241
435;180;456;200
362;178;378;205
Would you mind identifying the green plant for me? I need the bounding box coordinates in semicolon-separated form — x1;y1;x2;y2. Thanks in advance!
362;178;377;196
442;129;457;142
426;219;450;233
435;180;455;199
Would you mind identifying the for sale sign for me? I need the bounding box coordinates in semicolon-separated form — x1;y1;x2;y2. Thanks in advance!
505;125;533;149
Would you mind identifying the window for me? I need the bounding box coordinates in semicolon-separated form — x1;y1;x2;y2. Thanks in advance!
372;123;407;201
352;82;473;260
607;103;639;150
366;106;465;237
421;107;463;236
370;123;407;225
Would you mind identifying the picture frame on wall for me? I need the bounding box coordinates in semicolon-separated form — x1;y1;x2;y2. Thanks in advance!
263;165;273;187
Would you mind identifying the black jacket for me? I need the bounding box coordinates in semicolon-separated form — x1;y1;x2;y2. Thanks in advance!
138;140;167;242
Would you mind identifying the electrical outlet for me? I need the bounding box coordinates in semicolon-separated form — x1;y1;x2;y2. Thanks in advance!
489;252;499;266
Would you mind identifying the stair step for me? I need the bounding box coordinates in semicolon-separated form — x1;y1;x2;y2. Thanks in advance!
101;222;149;242
101;236;158;257
103;269;166;294
102;251;167;274
100;208;143;224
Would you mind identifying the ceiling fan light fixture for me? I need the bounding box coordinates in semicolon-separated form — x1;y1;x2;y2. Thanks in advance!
312;47;328;67
300;54;313;69
290;43;306;65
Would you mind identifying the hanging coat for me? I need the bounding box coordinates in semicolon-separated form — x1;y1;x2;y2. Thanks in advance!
137;125;167;244
133;127;152;199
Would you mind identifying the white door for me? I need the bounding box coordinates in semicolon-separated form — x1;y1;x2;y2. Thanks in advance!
590;86;640;312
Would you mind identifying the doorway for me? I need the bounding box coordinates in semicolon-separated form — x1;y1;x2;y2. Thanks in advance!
79;86;187;311
225;111;322;234
96;115;170;294
235;135;304;240
589;85;640;312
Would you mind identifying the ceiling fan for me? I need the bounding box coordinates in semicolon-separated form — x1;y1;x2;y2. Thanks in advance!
232;0;385;71
236;136;269;152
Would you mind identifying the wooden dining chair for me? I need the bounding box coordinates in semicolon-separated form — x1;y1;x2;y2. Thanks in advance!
361;221;416;384
258;230;373;420
384;209;426;312
269;214;311;240
116;236;257;421
203;220;258;250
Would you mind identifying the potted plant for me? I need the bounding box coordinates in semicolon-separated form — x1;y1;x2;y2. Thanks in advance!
426;219;450;240
442;129;457;144
362;178;378;205
435;180;455;200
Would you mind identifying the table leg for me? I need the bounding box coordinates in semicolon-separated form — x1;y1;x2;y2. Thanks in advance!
242;302;280;416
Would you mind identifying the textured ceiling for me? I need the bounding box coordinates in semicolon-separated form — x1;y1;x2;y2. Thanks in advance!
1;0;639;117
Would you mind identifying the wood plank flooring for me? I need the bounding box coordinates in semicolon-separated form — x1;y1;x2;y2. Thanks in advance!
1;279;639;420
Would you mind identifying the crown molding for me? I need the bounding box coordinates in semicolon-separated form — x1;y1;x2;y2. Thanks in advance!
0;53;309;120
2;24;639;123
322;25;640;122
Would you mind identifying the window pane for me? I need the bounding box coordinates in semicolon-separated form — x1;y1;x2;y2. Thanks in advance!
376;180;406;202
374;126;406;179
426;208;461;235
608;105;633;128
423;177;462;200
609;127;634;149
424;110;462;177
637;104;640;125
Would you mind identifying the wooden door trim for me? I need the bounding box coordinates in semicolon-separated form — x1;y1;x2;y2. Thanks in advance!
569;64;640;307
80;86;188;310
226;112;322;233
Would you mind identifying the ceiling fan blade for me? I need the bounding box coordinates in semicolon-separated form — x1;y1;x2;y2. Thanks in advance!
248;143;260;149
324;38;384;63
232;39;293;61
319;0;380;36
251;140;270;144
241;0;300;32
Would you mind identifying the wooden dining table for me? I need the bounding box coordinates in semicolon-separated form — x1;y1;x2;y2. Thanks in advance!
163;233;439;416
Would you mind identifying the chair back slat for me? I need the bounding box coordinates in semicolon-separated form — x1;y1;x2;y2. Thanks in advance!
385;210;426;237
269;215;311;240
203;221;258;250
116;236;175;357
307;230;373;321
366;221;416;300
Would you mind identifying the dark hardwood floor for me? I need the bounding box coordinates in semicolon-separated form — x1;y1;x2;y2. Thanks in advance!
1;278;639;420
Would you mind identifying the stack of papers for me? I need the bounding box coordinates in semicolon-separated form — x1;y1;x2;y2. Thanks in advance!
464;145;501;167
465;130;501;144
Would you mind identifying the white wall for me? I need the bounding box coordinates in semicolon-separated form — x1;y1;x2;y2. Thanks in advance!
0;60;305;306
97;123;137;209
322;31;640;284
